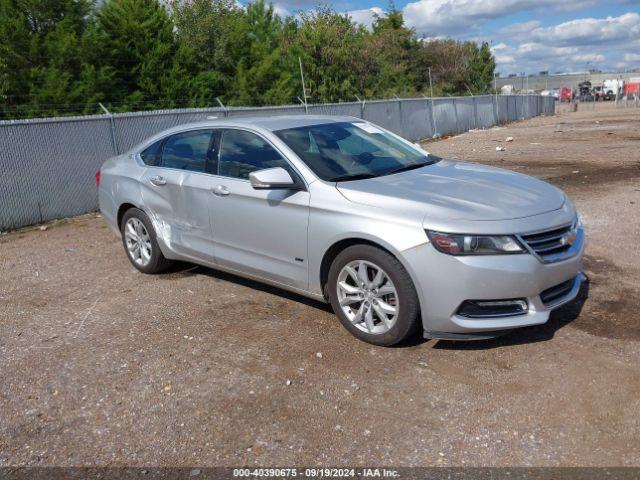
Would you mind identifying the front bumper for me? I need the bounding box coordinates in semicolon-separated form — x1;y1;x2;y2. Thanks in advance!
400;228;585;337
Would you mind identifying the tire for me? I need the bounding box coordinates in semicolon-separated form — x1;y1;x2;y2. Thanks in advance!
327;244;420;346
120;207;172;274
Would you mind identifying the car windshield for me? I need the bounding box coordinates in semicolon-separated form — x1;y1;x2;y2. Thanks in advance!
274;121;438;182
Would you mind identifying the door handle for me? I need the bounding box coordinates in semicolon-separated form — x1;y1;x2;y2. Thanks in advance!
150;175;167;186
212;185;230;196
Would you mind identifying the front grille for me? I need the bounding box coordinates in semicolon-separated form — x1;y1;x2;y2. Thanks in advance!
540;277;575;307
520;224;573;260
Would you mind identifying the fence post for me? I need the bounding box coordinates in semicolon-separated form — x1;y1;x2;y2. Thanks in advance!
453;98;460;133
394;94;404;137
424;94;438;138
297;97;308;114
355;95;365;119
472;96;478;129
99;103;119;155
216;98;228;117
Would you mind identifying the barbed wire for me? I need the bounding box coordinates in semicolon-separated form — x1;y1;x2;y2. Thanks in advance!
0;89;511;120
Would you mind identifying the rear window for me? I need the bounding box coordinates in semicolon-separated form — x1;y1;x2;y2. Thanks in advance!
140;141;162;166
161;130;213;173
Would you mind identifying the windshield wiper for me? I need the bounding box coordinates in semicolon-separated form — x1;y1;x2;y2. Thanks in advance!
383;161;430;176
331;161;431;182
331;173;380;182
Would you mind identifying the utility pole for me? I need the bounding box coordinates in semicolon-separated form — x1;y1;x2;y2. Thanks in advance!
299;57;308;109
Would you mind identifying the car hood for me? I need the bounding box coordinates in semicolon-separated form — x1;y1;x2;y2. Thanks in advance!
336;160;565;221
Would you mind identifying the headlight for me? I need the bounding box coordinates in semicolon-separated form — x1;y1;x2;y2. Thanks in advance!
426;230;525;255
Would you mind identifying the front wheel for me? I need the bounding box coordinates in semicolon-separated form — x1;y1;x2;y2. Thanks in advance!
327;245;420;346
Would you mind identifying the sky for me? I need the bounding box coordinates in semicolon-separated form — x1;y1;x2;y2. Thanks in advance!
266;0;640;76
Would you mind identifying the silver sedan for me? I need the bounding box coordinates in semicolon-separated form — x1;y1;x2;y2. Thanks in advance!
98;115;584;346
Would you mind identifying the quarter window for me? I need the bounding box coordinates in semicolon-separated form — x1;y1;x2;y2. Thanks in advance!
219;129;290;180
140;140;162;166
161;130;213;173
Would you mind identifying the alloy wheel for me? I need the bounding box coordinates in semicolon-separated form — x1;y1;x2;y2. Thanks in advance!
336;260;399;334
124;217;152;267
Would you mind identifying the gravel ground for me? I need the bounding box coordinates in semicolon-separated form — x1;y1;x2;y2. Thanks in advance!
1;103;639;467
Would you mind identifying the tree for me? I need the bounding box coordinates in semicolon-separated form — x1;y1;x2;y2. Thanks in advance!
0;0;94;118
0;0;501;118
92;0;176;110
227;0;297;105
283;7;367;103
364;5;416;97
169;0;245;105
467;41;496;94
413;39;471;96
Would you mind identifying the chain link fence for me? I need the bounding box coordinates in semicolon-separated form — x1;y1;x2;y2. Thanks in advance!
0;94;554;231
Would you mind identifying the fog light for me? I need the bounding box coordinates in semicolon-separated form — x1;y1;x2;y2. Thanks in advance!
456;299;528;318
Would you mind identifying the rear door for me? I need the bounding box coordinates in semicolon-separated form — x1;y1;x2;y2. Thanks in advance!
140;129;218;264
210;128;310;290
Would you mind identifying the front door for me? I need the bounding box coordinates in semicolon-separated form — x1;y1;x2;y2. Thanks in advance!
211;128;310;290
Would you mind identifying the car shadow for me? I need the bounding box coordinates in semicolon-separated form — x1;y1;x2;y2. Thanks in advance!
432;278;590;350
163;262;332;312
160;263;589;350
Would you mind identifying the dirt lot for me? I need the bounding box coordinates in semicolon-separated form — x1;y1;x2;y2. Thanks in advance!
1;103;639;467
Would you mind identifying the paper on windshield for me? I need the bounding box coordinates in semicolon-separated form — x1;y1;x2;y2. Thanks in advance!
353;122;384;135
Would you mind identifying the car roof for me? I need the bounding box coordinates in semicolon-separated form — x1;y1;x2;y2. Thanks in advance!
127;115;363;154
173;115;360;132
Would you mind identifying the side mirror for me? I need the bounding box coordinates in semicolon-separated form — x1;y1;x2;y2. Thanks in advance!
249;167;297;190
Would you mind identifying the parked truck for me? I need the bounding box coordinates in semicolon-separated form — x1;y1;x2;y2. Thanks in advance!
578;81;594;102
500;84;515;95
560;87;574;102
624;77;640;99
603;79;624;100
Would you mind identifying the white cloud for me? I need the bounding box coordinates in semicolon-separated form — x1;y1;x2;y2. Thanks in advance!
272;3;291;17
491;12;640;74
572;53;606;63
402;0;574;34
400;0;640;39
495;54;516;64
490;42;514;64
331;0;640;74
527;12;640;46
497;20;541;37
517;43;577;57
347;7;384;29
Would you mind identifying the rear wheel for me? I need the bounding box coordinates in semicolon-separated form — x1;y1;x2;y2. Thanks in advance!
120;208;172;274
327;245;420;346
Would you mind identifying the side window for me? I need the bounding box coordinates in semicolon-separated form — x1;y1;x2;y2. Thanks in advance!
219;129;290;180
161;130;213;173
140;140;162;166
